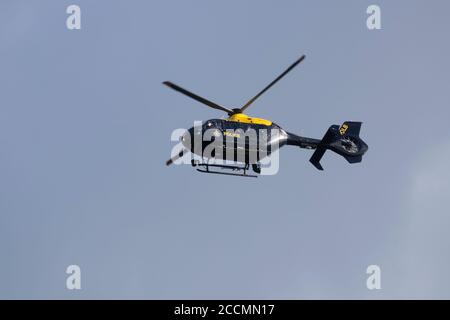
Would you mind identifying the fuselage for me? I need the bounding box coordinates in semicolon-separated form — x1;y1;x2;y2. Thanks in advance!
181;113;320;164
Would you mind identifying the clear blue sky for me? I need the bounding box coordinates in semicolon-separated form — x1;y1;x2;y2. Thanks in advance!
1;0;450;299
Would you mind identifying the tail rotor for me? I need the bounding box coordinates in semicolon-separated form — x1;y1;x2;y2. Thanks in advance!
309;121;368;170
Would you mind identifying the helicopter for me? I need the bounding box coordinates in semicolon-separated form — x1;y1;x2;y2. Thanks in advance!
164;55;368;177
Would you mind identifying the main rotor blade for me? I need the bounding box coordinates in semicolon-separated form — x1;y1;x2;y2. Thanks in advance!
166;148;188;166
163;81;234;115
239;55;306;113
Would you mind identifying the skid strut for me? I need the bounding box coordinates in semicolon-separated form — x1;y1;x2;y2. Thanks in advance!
194;161;258;178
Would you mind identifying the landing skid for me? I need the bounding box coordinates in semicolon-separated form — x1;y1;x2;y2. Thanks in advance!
193;161;258;178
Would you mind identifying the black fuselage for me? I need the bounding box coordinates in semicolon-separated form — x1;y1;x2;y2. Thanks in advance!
181;118;320;164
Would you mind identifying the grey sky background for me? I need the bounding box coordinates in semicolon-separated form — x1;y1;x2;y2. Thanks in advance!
1;0;450;299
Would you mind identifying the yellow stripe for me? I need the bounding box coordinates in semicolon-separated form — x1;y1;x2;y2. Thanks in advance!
226;113;272;126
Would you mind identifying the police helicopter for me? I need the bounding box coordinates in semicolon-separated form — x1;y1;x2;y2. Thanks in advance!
164;55;368;177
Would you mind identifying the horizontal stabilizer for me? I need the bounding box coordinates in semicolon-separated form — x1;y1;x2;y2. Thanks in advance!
309;147;326;170
308;127;336;170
